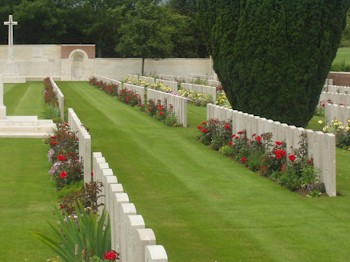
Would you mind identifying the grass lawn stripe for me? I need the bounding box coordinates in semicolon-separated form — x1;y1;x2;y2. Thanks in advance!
4;82;44;116
1;82;57;261
58;81;350;262
0;139;57;261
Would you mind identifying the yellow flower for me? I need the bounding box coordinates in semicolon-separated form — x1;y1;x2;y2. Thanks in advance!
318;120;323;125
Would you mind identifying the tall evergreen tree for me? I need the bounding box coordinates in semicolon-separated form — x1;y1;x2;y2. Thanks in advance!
198;0;349;127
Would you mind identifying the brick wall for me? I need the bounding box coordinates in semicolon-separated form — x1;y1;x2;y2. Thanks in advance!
328;72;350;86
61;45;95;59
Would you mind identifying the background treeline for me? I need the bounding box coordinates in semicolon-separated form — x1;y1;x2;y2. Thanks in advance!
0;0;207;58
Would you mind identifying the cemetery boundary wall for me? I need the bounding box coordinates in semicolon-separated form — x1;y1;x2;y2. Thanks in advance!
93;152;168;261
206;103;336;196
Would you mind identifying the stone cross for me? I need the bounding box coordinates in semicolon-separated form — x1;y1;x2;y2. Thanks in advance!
4;15;18;61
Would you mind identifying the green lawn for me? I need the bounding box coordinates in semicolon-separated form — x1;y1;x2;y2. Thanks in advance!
56;81;350;262
333;47;350;65
1;83;57;261
4;82;45;117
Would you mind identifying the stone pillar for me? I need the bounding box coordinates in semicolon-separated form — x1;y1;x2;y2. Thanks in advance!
0;77;6;119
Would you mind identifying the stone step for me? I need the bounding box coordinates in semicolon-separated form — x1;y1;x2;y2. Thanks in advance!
0;132;52;138
0;125;55;133
0;116;56;138
0;116;55;127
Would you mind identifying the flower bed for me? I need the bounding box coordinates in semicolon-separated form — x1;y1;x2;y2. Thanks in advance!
319;119;350;150
89;79;179;127
124;76;232;108
45;122;84;190
198;119;324;197
43;77;61;122
89;77;119;96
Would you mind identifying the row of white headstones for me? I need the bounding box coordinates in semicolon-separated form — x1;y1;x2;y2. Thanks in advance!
63;85;168;261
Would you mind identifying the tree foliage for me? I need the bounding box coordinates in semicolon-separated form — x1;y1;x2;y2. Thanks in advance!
198;0;349;127
0;0;207;58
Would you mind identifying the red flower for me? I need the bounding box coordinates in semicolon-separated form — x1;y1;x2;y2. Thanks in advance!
275;141;283;146
91;171;94;177
59;204;65;209
50;141;58;146
201;128;207;133
237;130;244;135
288;154;296;162
228;141;233;146
57;155;67;161
50;135;56;139
202;121;207;125
255;136;262;142
241;157;247;164
104;250;119;261
148;107;151;111
281;164;285;173
197;125;202;130
224;123;231;130
231;134;236;138
274;149;286;160
59;171;68;179
308;158;313;166
159;111;164;116
260;165;266;173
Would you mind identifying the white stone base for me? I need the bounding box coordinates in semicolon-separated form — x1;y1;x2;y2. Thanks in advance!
3;74;26;83
0;115;56;138
0;105;6;119
3;61;26;83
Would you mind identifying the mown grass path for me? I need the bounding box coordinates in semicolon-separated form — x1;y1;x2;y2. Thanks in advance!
59;81;350;262
0;83;56;261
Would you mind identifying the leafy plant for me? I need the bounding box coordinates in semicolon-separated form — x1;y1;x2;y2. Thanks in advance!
34;202;111;262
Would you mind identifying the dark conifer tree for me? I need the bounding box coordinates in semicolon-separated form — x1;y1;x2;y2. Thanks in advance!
198;0;349;127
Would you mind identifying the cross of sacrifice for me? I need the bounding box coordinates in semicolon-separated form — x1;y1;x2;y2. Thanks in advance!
4;15;18;61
